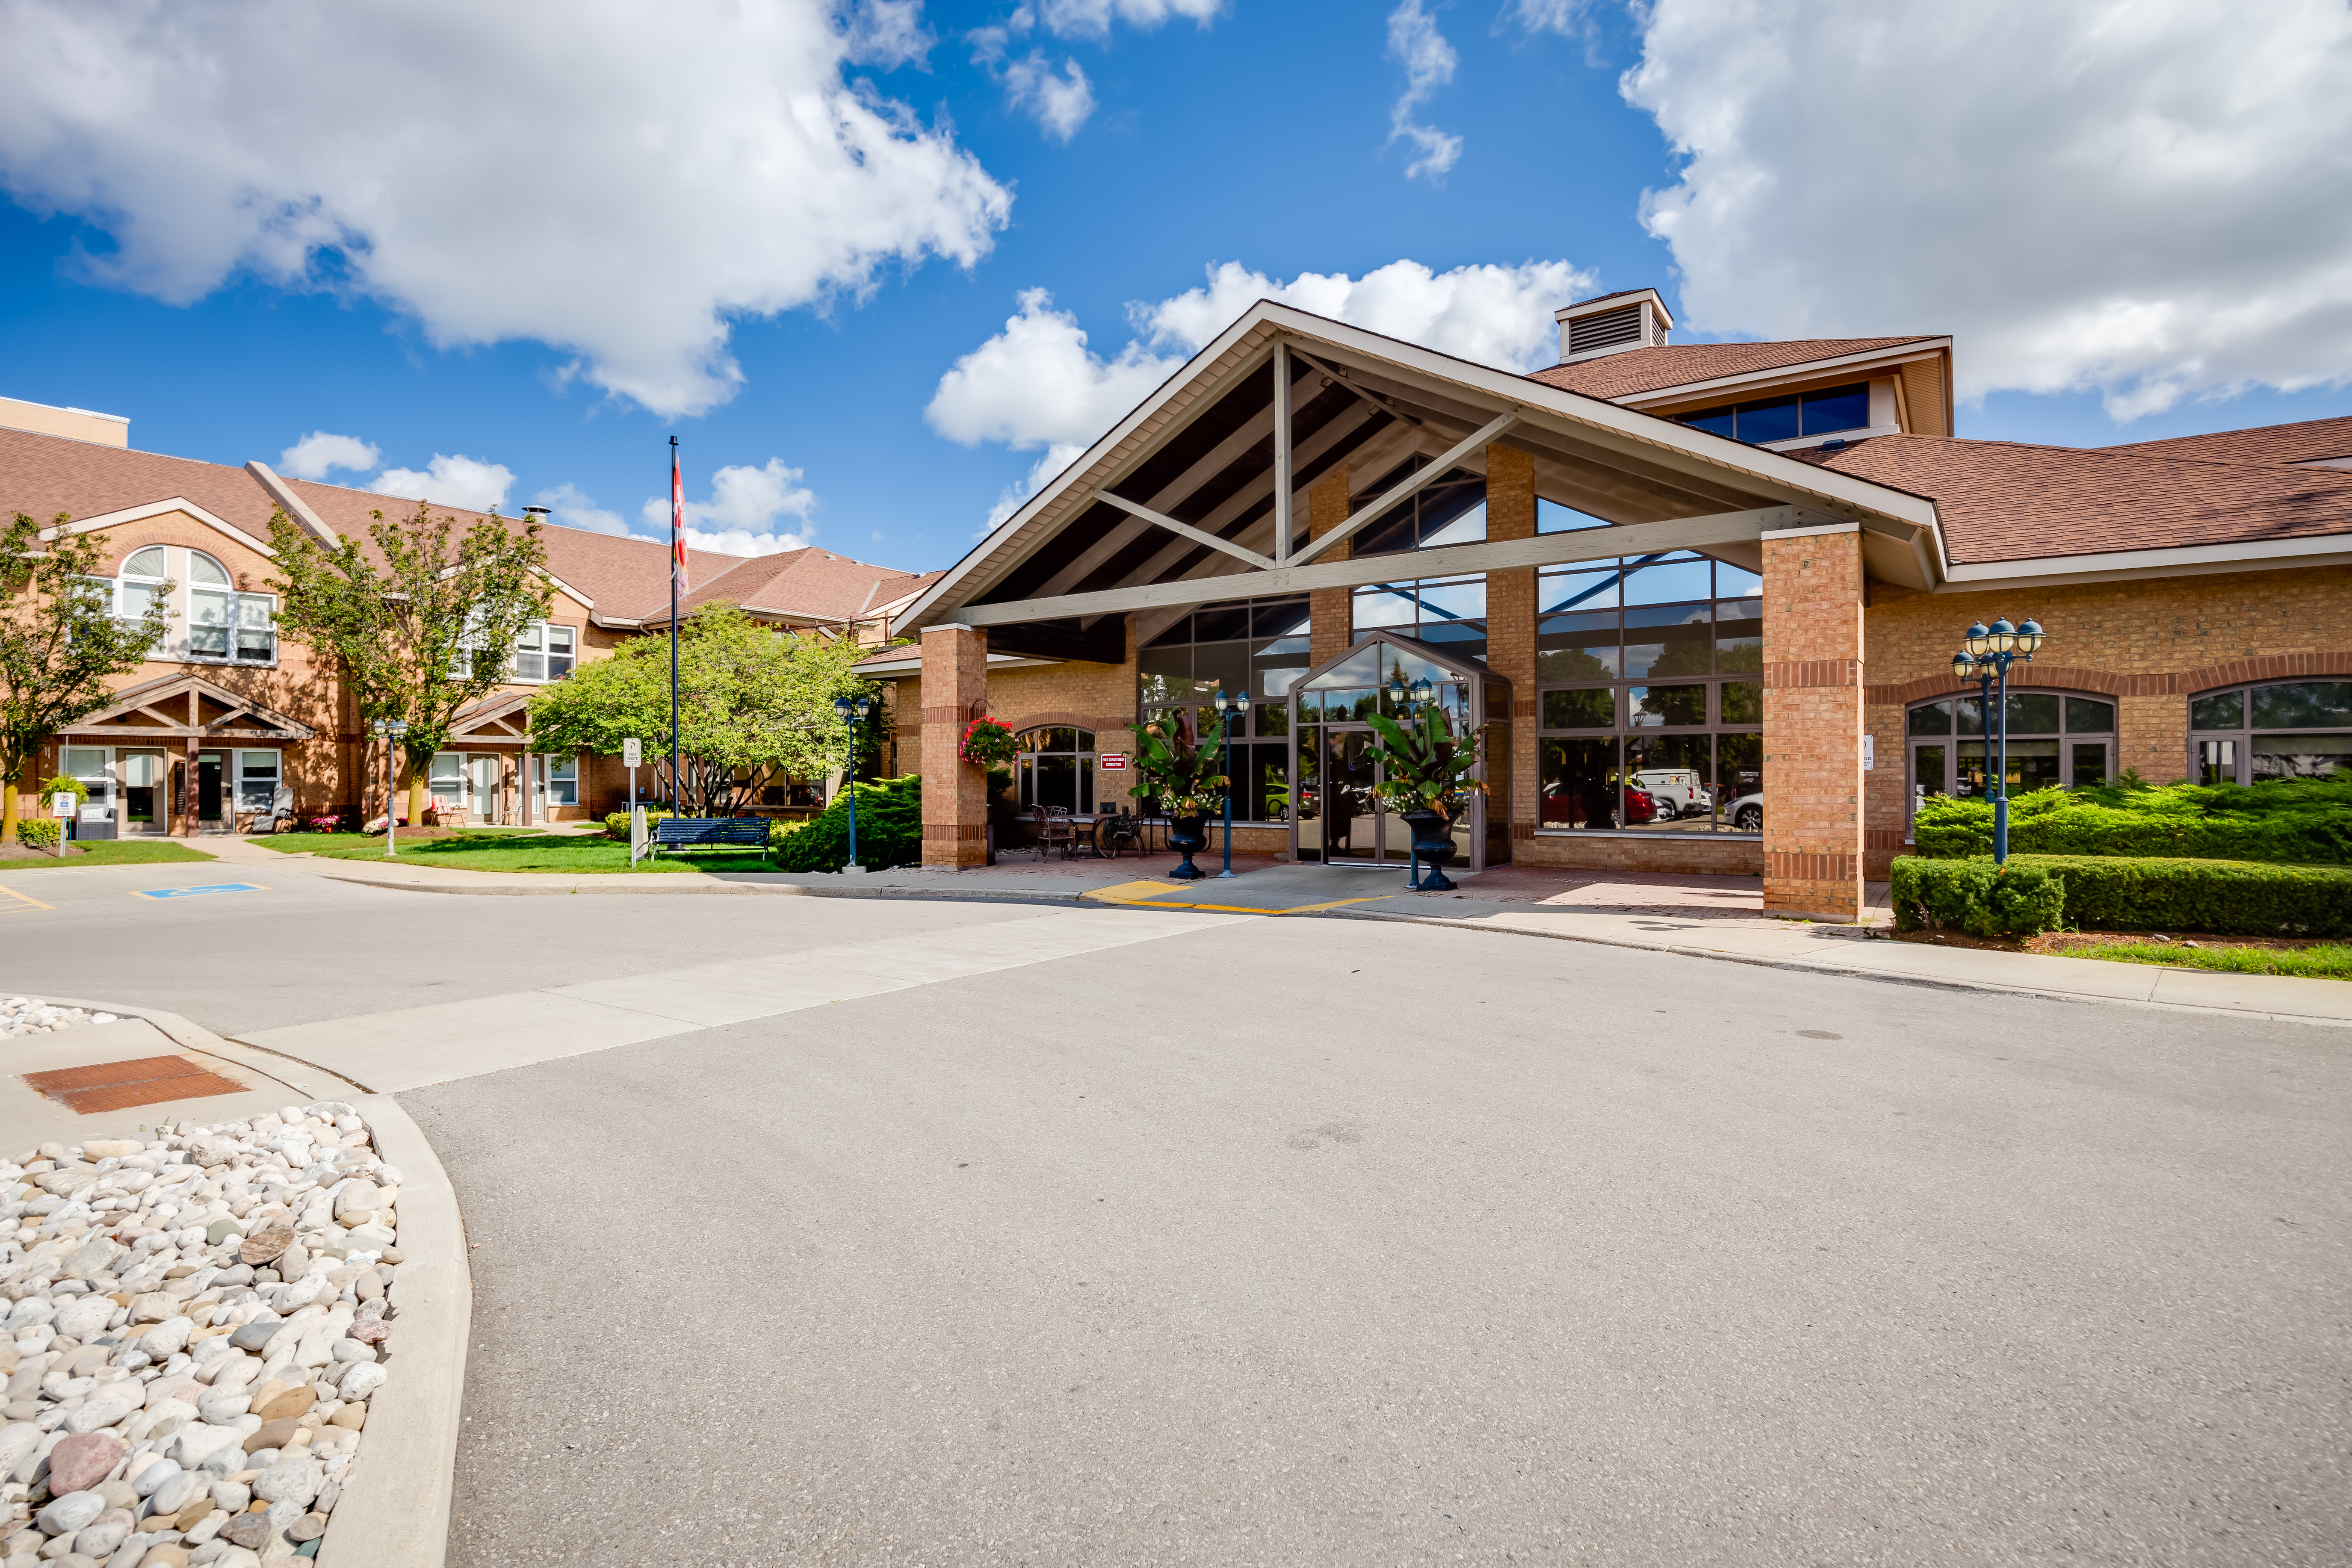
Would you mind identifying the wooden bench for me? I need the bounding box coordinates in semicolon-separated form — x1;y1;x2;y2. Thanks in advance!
649;816;770;861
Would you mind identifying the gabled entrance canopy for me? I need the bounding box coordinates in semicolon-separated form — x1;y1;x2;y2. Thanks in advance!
64;673;315;741
449;692;533;743
896;301;1946;644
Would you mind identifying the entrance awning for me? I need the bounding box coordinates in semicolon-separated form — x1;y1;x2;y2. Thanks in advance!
448;693;533;742
62;673;314;741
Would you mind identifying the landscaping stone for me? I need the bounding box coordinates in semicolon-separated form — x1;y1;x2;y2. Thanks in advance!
0;1000;118;1039
0;1107;402;1568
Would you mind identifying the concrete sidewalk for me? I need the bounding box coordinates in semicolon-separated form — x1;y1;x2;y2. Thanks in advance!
197;835;2352;1028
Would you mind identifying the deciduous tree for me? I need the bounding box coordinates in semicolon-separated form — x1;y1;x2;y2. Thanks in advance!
267;504;552;825
0;512;170;842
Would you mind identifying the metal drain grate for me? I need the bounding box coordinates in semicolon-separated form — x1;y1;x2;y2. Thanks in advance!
21;1055;249;1115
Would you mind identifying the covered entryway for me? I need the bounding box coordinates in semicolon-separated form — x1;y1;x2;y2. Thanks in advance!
1290;631;1509;873
60;673;313;835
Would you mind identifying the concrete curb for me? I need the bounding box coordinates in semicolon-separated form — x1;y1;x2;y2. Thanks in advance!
315;1093;472;1568
29;994;474;1568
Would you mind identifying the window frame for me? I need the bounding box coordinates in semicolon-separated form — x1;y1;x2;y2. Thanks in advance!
1903;687;2118;837
2187;678;2352;785
1011;727;1099;815
1138;596;1312;824
1531;554;1766;837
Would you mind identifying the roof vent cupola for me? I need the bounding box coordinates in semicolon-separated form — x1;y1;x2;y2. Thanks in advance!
1554;289;1674;366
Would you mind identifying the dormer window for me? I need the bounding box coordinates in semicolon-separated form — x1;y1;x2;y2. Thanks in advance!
1683;382;1871;446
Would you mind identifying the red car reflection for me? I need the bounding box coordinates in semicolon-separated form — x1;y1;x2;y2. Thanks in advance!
1540;781;1659;828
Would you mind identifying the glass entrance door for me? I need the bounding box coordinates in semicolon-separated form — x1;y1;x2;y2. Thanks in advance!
62;747;115;841
471;756;503;824
1320;727;1383;863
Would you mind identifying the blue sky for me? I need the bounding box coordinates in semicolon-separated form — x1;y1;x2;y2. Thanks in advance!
3;0;2348;575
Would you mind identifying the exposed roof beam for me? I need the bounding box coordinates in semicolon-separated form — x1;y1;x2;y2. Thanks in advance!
1096;491;1275;569
956;505;1806;627
1288;348;1422;426
1291;413;1519;565
1119;401;1387;588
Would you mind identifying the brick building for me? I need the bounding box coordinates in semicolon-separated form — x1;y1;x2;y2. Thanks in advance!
0;398;930;836
869;293;2352;919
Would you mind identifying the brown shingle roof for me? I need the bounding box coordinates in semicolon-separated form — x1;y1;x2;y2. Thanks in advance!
1527;337;1936;402
0;424;915;623
1794;434;2352;564
2099;414;2352;469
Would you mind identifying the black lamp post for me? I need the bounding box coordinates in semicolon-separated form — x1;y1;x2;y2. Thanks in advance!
1950;615;2043;864
1210;687;1248;878
831;694;872;868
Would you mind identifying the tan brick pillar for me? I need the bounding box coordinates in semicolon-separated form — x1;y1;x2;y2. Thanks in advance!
920;624;989;868
1482;445;1538;858
1762;526;1865;919
1306;465;1352;668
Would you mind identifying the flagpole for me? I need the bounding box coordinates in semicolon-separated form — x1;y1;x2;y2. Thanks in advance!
669;434;683;816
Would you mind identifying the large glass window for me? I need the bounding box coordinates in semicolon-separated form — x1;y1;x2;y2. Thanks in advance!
187;552;277;664
1905;690;2116;828
1014;728;1097;814
115;546;169;622
511;623;577;682
1350;575;1486;663
1679;383;1873;446
1140;597;1308;822
1349;459;1486;556
1534;554;1765;833
2189;679;2352;784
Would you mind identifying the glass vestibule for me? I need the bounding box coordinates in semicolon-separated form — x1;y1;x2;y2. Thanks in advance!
1289;632;1507;872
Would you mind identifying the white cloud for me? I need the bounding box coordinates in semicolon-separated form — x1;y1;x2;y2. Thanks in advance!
641;458;819;556
840;0;932;68
277;431;380;481
1136;257;1593;370
374;454;515;513
999;51;1096;142
531;482;632;538
1034;0;1224;40
0;0;1011;418
1507;0;1590;31
927;288;1183;451
1621;0;2352;418
1385;0;1463;183
933;260;1592;520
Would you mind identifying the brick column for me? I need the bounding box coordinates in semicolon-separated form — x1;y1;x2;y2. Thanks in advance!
920;624;989;869
1306;466;1353;668
1762;526;1865;919
1483;445;1538;856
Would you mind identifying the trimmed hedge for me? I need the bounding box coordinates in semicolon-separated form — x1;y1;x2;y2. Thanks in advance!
771;775;921;873
603;809;673;841
1893;853;2352;939
1889;857;2066;937
15;820;61;850
1912;777;2352;863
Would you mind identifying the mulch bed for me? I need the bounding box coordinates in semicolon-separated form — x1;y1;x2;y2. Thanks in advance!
0;841;85;860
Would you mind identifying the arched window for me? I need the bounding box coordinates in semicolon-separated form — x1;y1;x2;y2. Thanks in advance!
1015;727;1097;813
115;546;168;619
186;550;277;664
2189;679;2352;784
1905;688;2116;821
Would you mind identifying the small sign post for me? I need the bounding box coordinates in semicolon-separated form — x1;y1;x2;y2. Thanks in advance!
50;792;74;857
623;738;645;865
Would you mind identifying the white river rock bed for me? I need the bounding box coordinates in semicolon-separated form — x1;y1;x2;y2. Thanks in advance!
0;1104;403;1567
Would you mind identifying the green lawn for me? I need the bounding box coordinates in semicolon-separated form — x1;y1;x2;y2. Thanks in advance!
1;840;216;869
250;828;543;855
300;829;771;874
2068;940;2352;982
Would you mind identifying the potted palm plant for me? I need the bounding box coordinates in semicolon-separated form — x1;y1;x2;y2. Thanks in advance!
1366;704;1485;890
1126;707;1230;880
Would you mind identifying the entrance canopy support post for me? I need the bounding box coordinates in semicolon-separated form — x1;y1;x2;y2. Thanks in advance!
1272;343;1294;564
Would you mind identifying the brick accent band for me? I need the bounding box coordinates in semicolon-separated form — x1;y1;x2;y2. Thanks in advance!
1864;828;1907;852
1865;651;2352;707
1764;659;1860;689
1765;851;1857;880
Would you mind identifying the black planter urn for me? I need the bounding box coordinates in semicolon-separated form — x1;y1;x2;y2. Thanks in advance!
1402;808;1457;890
1167;815;1208;880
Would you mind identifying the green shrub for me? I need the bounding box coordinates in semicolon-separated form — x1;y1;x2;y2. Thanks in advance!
36;776;88;811
1894;853;2352;938
15;820;61;850
603;809;673;841
1912;776;2352;864
1890;857;2065;937
771;775;921;872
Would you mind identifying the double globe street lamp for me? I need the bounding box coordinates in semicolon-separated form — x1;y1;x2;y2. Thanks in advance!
832;694;873;869
370;716;409;859
1209;687;1250;878
1949;616;2044;864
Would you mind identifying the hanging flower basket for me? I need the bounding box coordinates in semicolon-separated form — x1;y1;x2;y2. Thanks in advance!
959;715;1020;769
